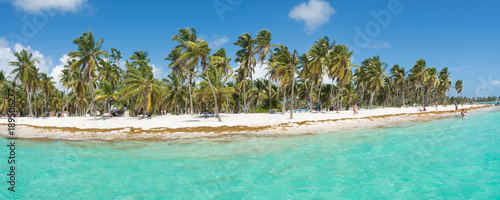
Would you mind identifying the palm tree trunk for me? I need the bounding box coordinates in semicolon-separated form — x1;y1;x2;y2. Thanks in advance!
185;97;188;115
268;77;272;112
243;79;246;114
330;79;334;110
251;74;255;113
89;70;95;119
188;71;193;115
340;82;345;111
317;81;323;110
205;68;222;122
402;91;406;106
309;82;314;110
369;91;375;109
290;70;295;120
44;94;47;115
282;87;286;115
226;94;229;114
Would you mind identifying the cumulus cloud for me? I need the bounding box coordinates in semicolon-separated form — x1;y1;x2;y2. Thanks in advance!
0;37;9;48
289;0;336;32
492;80;500;86
150;64;163;79
254;62;269;80
208;35;230;49
49;54;70;90
8;0;87;13
0;39;52;80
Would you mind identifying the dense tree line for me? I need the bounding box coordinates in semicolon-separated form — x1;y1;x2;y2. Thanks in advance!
1;28;490;121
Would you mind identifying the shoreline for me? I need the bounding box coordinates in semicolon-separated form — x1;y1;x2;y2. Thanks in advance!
0;105;494;141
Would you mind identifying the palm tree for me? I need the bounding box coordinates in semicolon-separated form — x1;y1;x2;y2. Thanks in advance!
455;80;463;105
68;30;108;118
390;64;407;106
163;72;186;114
196;65;236;114
364;56;388;109
0;82;13;116
170;27;198;115
67;69;88;116
272;45;297;119
0;70;8;89
438;67;451;105
122;62;164;118
38;73;55;114
179;40;223;122
425;67;438;104
129;50;150;67
409;59;427;105
234;33;256;113
9;49;39;117
307;36;335;110
94;81;118;114
329;44;353;112
341;84;359;108
255;30;277;112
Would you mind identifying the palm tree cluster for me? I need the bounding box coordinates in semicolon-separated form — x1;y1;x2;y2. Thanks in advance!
1;28;476;120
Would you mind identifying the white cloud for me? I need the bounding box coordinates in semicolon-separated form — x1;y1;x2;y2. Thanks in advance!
254;62;269;80
208;35;230;49
49;54;69;90
492;80;500;86
0;40;52;81
8;0;87;13
366;40;391;49
151;64;163;79
289;0;336;32
0;37;9;48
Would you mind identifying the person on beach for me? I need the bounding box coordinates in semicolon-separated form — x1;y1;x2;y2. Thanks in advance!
435;101;438;111
353;104;359;115
460;109;467;119
455;102;458;110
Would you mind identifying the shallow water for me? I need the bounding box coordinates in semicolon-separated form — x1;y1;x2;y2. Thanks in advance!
1;108;499;199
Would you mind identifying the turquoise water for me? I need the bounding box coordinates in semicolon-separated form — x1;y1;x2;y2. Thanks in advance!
2;109;500;199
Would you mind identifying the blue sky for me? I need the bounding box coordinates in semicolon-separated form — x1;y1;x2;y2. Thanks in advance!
1;0;499;97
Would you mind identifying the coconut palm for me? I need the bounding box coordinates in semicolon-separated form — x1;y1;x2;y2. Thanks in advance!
364;56;388;109
329;44;353;112
390;64;407;106
38;73;55;114
438;67;452;105
196;65;236;114
94;81;118;113
170;28;198;115
425;67;439;104
341;83;359;108
455;80;463;105
307;36;335;110
0;70;8;89
179;40;223;122
163;72;187;114
272;45;297;119
68;30;108;118
0;82;13;116
409;59;427;105
9;49;39;117
297;53;314;110
129;51;150;68
234;33;256;113
122;62;164;117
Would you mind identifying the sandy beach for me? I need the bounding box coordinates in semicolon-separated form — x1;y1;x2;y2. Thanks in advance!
0;104;493;141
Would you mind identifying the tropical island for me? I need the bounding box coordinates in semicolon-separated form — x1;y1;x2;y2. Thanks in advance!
0;28;497;140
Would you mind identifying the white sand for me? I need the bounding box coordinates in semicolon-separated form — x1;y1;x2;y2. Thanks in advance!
0;104;491;140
